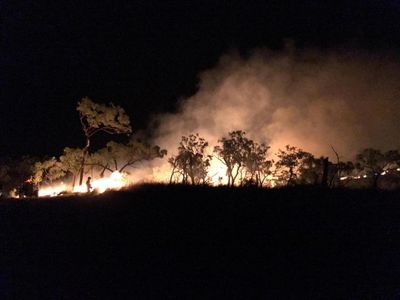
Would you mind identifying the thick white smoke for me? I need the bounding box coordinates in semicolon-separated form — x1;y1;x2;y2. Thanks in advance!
153;47;400;163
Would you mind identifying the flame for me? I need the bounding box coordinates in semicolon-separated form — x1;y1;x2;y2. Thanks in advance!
38;182;70;197
38;171;128;197
208;160;228;185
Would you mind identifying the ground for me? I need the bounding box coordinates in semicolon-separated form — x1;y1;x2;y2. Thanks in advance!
1;185;400;299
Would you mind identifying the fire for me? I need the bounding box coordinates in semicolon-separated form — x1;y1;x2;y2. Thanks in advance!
38;171;128;197
74;171;127;193
38;182;69;197
208;160;228;185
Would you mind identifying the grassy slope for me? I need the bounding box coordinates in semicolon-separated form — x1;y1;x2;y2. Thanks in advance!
1;185;400;299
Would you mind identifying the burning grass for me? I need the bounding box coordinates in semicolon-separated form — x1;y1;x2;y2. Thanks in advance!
37;171;129;197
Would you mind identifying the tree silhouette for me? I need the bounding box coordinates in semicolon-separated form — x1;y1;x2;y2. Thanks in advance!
356;148;400;188
243;141;272;187
0;156;39;196
34;157;65;185
275;145;312;186
76;97;132;185
89;140;166;175
297;155;323;185
214;130;253;187
59;147;85;188
324;146;357;187
169;134;211;185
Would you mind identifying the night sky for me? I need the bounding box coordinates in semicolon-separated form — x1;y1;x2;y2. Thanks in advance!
1;0;399;157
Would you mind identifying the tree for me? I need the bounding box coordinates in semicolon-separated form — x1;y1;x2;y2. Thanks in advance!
243;141;273;187
76;97;132;185
33;148;84;190
0;156;38;196
325;147;354;187
275;145;312;186
59;147;85;187
331;161;355;186
169;134;211;185
323;146;357;187
356;148;400;188
89;140;167;175
293;155;334;187
214;130;253;187
34;147;86;190
297;155;322;185
34;157;65;185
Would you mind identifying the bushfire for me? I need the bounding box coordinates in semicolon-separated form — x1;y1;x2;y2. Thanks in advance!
13;161;400;199
33;159;400;198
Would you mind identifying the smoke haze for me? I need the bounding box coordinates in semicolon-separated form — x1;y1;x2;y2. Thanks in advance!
153;47;400;162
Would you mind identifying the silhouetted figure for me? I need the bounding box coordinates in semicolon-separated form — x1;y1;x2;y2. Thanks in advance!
86;177;92;193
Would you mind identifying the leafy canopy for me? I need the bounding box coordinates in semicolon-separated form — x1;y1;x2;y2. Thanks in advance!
169;134;211;185
77;97;132;138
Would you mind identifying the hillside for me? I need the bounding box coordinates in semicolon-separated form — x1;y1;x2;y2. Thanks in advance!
1;185;400;299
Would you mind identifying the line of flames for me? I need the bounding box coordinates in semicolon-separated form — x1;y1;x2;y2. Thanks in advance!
37;165;400;198
340;168;400;181
38;171;128;197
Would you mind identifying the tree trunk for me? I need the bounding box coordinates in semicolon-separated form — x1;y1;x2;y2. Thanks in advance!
372;174;380;189
226;167;232;187
287;168;294;186
190;173;195;185
78;137;90;186
232;165;240;187
100;165;108;178
72;173;77;190
321;157;329;187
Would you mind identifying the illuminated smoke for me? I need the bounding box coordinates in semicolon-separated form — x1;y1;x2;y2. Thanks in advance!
153;47;400;167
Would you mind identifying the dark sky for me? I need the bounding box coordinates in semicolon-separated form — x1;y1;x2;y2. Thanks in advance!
1;0;399;157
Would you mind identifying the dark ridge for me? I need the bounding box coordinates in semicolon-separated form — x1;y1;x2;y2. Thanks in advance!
1;185;400;299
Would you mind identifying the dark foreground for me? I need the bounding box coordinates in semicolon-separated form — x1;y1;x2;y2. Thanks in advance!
1;185;400;299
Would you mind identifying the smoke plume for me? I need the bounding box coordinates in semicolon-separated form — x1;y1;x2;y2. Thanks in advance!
153;47;400;163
